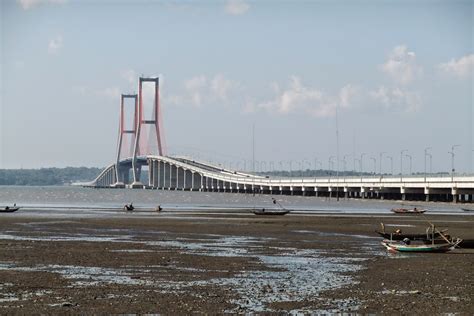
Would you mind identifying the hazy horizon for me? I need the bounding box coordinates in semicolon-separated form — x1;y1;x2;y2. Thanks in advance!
1;0;473;174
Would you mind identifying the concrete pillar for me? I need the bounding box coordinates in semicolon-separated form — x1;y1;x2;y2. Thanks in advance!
148;161;153;188
168;163;172;189
154;160;159;188
452;188;458;203
183;169;187;190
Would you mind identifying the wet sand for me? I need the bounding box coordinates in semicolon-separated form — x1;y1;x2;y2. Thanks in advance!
0;211;473;314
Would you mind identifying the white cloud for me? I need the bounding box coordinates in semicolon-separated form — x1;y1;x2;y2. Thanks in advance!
168;74;239;107
381;45;422;85
18;0;66;10
97;87;121;99
438;54;474;78
339;84;359;109
48;35;63;55
225;0;250;15
249;77;361;118
184;75;207;106
270;76;323;114
120;69;137;87
369;86;422;113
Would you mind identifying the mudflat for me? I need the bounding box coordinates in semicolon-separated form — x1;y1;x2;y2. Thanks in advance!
0;212;473;314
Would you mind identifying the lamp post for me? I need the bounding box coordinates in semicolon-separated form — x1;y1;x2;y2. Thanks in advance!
405;154;412;175
343;155;350;176
329;156;335;173
370;157;376;175
424;147;432;182
400;149;408;176
448;145;460;179
360;153;366;174
427;153;432;174
379;152;385;175
387;156;393;175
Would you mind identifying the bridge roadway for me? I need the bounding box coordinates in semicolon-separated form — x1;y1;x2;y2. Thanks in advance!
88;155;474;203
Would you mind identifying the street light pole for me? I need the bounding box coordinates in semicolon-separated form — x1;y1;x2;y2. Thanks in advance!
448;145;460;179
400;149;408;176
360;153;366;174
405;154;412;175
370;157;376;175
387;156;393;175
379;152;385;175
343;155;350;176
427;153;432;174
424;147;432;182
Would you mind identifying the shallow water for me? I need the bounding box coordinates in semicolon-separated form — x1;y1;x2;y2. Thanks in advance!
0;186;471;216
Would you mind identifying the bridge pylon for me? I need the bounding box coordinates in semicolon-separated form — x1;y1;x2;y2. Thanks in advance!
131;76;165;188
113;94;138;188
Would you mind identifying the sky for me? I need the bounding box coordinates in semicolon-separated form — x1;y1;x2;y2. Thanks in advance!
1;0;473;175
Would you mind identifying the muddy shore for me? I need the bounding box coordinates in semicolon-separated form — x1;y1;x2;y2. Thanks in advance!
0;211;473;314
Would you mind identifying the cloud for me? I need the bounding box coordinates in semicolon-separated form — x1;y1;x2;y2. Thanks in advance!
369;86;422;113
48;35;63;55
381;45;422;85
210;74;234;100
184;75;207;106
225;0;250;15
18;0;66;10
97;87;121;99
168;74;239;107
248;77;361;118
438;54;474;78
339;84;359;109
120;69;137;87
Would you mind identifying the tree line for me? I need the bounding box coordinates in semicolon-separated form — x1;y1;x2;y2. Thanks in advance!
0;167;102;186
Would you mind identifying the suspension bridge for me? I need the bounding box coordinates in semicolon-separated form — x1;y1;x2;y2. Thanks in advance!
86;76;474;203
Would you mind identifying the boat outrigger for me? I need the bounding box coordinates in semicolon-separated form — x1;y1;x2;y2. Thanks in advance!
376;223;448;241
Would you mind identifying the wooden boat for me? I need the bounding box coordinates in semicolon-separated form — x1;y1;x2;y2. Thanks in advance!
381;240;456;253
0;207;20;213
391;208;426;214
123;204;135;211
253;208;289;216
376;223;448;241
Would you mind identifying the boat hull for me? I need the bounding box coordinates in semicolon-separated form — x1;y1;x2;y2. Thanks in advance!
253;209;289;216
391;208;426;214
0;207;20;213
382;240;453;253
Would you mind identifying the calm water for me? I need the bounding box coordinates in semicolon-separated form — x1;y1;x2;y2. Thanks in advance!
0;186;470;215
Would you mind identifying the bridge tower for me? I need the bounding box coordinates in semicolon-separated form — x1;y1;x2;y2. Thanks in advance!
113;94;138;187
131;77;165;187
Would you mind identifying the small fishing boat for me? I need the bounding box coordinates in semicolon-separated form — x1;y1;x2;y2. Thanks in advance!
461;207;474;212
253;208;289;216
391;208;426;214
381;240;456;253
376;223;448;241
381;223;462;252
123;204;135;211
0;206;20;213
